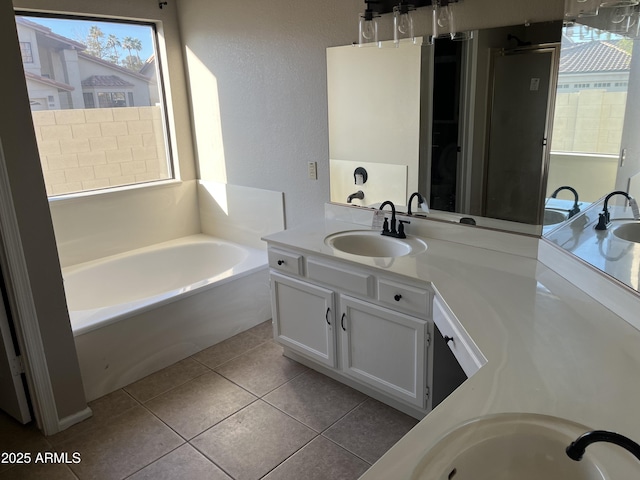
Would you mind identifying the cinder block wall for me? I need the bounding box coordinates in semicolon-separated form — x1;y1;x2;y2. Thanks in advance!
33;106;170;196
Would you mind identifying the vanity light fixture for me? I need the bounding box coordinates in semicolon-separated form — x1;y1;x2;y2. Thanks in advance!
357;0;463;47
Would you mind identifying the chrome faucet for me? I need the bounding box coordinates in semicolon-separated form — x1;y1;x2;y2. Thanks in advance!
566;430;640;462
347;190;364;203
379;200;408;238
550;186;580;219
595;190;640;230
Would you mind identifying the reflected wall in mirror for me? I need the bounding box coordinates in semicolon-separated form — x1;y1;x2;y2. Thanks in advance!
327;21;562;235
544;2;640;294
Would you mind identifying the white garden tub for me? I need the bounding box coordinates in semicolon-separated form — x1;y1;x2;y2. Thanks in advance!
64;234;270;401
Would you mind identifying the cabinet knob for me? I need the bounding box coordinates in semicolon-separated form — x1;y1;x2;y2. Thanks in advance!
394;294;402;301
444;336;454;344
325;308;331;326
341;313;346;331
277;260;285;265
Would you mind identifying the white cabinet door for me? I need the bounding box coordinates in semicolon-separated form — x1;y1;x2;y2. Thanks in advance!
339;295;427;408
271;273;336;368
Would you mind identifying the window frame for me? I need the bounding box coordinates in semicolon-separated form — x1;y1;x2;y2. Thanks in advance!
15;10;176;199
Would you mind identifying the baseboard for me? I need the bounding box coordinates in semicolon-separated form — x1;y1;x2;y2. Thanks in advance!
57;406;93;433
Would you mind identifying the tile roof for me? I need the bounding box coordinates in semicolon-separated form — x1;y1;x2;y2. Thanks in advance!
560;39;631;74
81;75;135;88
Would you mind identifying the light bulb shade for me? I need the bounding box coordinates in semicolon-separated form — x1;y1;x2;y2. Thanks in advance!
393;4;415;44
565;0;600;18
359;14;379;46
431;1;454;41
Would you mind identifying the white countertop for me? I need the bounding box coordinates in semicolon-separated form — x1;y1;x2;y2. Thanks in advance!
545;203;640;291
263;216;640;479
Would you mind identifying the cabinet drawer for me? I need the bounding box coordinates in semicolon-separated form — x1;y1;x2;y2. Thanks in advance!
307;259;374;298
432;296;485;377
268;248;303;276
378;279;430;318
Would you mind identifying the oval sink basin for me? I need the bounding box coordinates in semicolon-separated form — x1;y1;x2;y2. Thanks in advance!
612;222;640;243
324;230;427;258
544;209;569;226
411;413;606;480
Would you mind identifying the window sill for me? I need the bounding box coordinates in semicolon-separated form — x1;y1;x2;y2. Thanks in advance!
47;179;184;205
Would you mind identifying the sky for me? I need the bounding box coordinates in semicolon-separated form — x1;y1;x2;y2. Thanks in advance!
20;15;155;61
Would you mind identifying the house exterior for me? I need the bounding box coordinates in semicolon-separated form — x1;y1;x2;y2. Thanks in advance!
16;17;153;110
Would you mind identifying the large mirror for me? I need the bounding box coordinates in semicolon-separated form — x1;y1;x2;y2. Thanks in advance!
327;20;563;235
543;3;640;293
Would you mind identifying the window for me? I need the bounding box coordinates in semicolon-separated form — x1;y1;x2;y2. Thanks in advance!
97;92;127;108
19;42;33;63
15;13;173;197
83;92;95;108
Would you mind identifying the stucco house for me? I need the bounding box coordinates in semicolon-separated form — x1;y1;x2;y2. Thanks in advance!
16;17;153;110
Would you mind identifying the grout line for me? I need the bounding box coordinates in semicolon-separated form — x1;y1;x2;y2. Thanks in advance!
121;443;186;479
256;433;319;480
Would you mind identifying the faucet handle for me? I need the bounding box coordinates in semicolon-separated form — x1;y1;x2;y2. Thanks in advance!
397;220;409;238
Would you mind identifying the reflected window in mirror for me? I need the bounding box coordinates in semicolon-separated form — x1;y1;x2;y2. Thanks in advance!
547;24;633;216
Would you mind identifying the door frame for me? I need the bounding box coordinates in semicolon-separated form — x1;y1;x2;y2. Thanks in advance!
0;139;61;435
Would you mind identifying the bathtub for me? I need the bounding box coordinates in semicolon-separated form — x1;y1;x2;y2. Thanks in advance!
64;234;271;401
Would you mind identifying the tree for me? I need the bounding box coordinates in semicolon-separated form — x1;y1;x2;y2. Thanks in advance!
105;34;122;64
85;26;106;59
84;30;146;72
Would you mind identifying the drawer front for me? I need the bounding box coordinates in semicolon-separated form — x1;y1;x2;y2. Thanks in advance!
378;279;430;318
306;259;374;298
268;248;303;276
432;296;485;377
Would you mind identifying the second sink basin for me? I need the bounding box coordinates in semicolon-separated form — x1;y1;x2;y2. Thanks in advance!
411;413;607;480
612;222;640;243
544;208;569;226
324;230;427;258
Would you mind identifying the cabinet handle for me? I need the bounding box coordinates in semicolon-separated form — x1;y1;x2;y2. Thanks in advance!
325;307;331;325
394;294;402;301
341;313;346;331
444;336;454;344
277;260;285;265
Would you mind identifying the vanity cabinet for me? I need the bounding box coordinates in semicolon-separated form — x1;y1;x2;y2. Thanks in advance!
268;246;434;415
339;295;428;408
270;273;336;368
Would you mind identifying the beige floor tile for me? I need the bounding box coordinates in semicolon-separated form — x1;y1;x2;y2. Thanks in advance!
192;400;315;480
128;444;231;480
48;390;139;447
244;320;274;342
263;436;370;480
0;411;51;474
55;405;183;480
192;331;266;369
322;398;419;464
214;342;307;396
0;462;78;480
124;357;210;403
264;369;367;432
144;372;256;440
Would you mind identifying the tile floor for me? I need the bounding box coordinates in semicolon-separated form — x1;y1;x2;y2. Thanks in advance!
0;320;419;480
